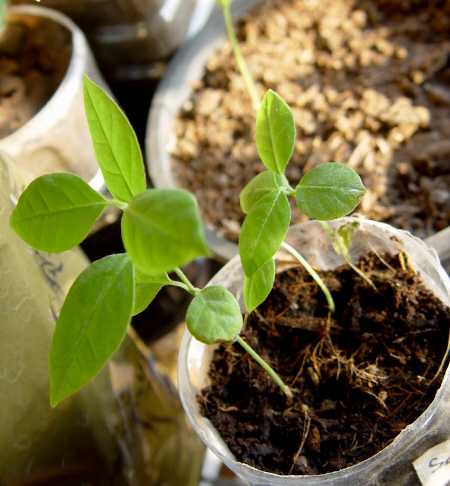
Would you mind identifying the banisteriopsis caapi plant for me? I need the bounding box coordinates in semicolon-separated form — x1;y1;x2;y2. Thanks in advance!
9;77;365;406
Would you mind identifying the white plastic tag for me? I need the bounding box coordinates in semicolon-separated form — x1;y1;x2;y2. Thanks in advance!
413;440;450;486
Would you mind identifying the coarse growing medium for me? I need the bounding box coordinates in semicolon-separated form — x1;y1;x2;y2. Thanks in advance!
199;252;450;475
172;0;450;243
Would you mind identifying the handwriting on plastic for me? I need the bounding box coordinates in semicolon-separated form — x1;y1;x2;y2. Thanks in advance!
429;455;450;474
413;440;450;486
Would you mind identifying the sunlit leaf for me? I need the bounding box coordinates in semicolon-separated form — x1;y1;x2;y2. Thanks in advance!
239;189;290;277
256;90;295;175
9;173;109;252
83;76;146;202
50;254;133;407
240;171;283;214
186;286;243;344
133;269;171;316
295;163;366;220
121;188;210;274
243;258;275;313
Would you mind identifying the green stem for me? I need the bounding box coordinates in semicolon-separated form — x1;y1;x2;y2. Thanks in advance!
317;220;334;237
220;2;261;110
109;199;128;211
280;241;335;313
174;267;199;295
282;175;296;196
166;279;192;293
236;335;292;397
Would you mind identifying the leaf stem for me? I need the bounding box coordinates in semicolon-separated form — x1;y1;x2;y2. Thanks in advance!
281;175;295;195
174;267;199;295
280;241;335;313
220;1;260;110
109;199;128;211
235;335;292;397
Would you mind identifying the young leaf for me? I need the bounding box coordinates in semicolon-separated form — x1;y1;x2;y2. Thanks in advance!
240;171;283;214
186;286;243;344
256;90;295;175
83;76;146;202
9;173;109;252
121;188;210;275
239;189;290;277
50;254;134;408
243;258;275;313
133;269;171;316
295;163;366;220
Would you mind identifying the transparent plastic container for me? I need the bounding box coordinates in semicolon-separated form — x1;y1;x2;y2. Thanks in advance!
0;5;110;193
178;216;450;485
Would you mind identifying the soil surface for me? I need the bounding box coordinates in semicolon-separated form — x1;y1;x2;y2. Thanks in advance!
199;252;450;475
172;0;450;242
0;14;72;138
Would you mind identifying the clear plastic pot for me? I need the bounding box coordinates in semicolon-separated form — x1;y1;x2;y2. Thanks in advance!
11;0;216;81
0;5;110;194
178;216;450;486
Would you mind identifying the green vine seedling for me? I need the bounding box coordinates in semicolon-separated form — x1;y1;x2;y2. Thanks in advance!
9;78;364;406
216;1;366;312
239;89;366;314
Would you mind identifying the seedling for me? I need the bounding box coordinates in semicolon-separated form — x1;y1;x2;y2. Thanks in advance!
216;1;367;311
239;89;366;313
9;78;364;405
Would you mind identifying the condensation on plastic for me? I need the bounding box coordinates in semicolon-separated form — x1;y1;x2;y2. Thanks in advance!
178;216;450;486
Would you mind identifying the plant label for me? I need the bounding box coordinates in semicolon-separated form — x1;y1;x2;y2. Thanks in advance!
413;440;450;486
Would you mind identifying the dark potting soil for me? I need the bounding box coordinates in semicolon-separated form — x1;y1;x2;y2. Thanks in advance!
0;14;72;138
199;252;450;475
172;0;450;242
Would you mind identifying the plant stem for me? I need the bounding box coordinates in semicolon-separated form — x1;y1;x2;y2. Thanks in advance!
109;199;128;211
174;267;199;295
280;241;336;313
235;335;293;397
220;2;261;110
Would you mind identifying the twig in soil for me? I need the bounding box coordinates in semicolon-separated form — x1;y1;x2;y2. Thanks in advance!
429;327;450;386
289;405;311;475
368;243;396;273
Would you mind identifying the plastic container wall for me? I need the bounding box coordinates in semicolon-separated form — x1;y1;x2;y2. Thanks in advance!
178;217;450;486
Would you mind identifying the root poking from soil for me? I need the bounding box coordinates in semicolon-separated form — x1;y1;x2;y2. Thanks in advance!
199;252;450;475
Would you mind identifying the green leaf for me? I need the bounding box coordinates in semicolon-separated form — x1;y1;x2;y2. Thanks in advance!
186;286;243;344
243;258;275;313
9;173;109;252
121;188;210;274
50;254;134;407
83;76;146;202
256;90;296;175
295;163;366;220
239;189;290;277
133;269;171;316
240;171;283;214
